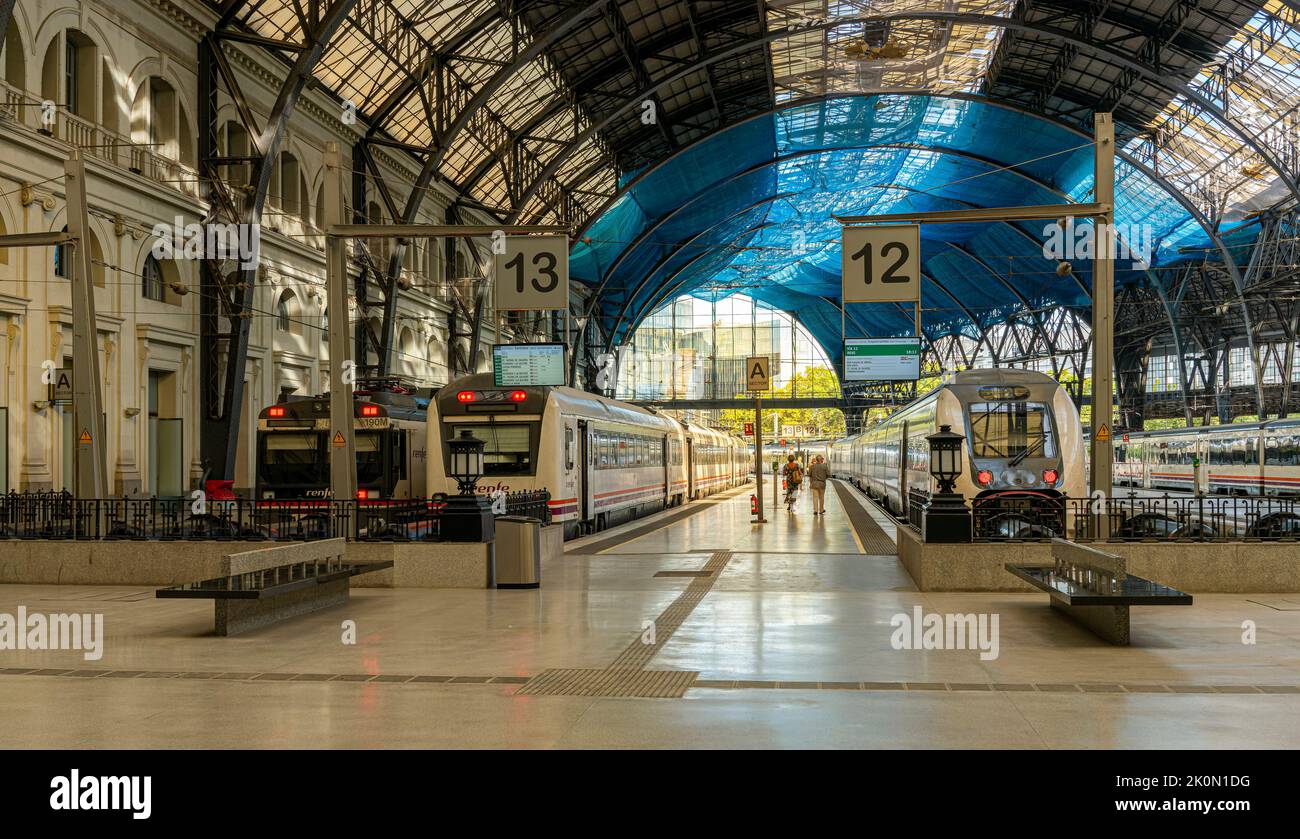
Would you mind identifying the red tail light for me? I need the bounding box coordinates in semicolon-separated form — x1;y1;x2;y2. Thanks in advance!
1042;469;1059;485
457;391;476;403
268;406;286;418
360;404;380;417
509;390;527;402
976;470;993;486
356;489;376;500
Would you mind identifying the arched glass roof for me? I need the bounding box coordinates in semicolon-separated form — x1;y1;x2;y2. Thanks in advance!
571;93;1239;366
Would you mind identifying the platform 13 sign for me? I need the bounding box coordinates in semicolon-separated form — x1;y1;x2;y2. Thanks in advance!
494;235;570;311
841;224;920;303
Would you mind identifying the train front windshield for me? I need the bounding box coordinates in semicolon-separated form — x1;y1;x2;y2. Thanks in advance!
449;423;534;475
261;431;385;489
967;402;1056;459
263;433;324;486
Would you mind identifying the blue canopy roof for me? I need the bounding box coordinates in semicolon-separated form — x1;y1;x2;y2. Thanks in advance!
570;94;1235;368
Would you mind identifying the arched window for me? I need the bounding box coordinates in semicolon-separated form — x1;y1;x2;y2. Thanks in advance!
142;254;165;301
3;19;26;93
52;226;104;287
276;290;294;333
42;30;97;123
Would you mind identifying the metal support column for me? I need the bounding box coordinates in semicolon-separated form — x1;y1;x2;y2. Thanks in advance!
1090;112;1115;513
324;144;357;503
65;152;106;497
753;396;765;523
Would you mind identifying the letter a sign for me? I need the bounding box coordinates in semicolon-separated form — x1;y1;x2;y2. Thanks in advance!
746;356;770;392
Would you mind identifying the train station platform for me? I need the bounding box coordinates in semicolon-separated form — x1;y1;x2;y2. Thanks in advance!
1;483;1298;749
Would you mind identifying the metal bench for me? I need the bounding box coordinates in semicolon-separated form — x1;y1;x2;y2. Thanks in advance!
1006;538;1191;645
156;538;391;636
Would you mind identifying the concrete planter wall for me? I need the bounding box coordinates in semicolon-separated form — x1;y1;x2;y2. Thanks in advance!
897;527;1300;593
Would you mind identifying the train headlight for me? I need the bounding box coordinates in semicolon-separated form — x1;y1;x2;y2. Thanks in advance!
976;470;993;486
1042;469;1059;485
509;390;527;402
456;391;476;403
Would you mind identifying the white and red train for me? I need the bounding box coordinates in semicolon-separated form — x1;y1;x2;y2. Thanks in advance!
426;374;751;538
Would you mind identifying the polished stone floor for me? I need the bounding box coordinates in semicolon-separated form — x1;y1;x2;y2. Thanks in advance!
1;482;1298;748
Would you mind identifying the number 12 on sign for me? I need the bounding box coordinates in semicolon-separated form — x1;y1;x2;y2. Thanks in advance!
841;225;920;303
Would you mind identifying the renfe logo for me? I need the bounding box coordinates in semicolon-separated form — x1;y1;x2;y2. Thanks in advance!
50;770;151;819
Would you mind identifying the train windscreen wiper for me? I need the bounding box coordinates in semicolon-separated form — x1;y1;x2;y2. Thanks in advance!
1008;435;1046;467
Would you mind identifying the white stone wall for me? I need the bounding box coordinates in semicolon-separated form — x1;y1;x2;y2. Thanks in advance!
0;0;512;495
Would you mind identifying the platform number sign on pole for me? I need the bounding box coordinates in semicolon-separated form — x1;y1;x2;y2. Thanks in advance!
747;356;770;525
494;235;570;311
841;225;921;303
746;356;771;393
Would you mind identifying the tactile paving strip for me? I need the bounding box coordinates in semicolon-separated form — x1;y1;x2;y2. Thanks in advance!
607;550;732;671
513;668;699;698
513;550;733;697
2;668;1293;695
830;481;898;555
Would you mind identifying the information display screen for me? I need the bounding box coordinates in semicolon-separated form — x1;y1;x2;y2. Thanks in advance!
844;338;921;381
492;343;565;387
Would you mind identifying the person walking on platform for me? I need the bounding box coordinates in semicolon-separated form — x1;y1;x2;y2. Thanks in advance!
808;455;830;516
782;454;804;512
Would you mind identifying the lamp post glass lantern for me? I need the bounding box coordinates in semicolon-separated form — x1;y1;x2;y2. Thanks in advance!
921;424;971;543
926;424;964;494
449;428;485;494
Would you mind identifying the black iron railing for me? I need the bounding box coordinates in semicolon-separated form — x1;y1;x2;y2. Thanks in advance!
969;492;1300;542
0;489;551;542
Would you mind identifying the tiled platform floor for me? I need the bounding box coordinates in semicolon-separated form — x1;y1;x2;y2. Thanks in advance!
1;483;1298;748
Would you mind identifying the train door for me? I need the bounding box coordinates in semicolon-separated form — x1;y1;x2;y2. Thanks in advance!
897;421;909;511
661;436;670;505
578;420;592;523
686;437;695;498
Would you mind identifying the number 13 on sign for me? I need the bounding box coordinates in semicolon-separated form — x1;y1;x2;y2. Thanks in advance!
841;224;920;303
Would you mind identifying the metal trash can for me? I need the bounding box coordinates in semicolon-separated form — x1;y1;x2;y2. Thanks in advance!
494;516;541;588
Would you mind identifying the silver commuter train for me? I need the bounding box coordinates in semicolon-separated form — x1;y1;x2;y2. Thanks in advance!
427;373;750;538
830;368;1085;520
1114;419;1300;496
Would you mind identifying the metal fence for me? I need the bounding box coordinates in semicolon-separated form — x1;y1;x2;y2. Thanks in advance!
0;490;551;542
965;492;1300;542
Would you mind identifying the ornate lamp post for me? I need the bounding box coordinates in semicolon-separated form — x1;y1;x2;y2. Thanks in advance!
440;428;495;542
922;425;971;543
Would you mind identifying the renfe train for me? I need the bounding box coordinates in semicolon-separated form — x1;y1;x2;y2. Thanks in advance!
255;384;429;501
1114;419;1300;496
830;368;1086;518
426;373;750;538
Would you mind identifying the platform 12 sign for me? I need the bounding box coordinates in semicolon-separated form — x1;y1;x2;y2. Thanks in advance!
494;235;569;311
841;224;920;303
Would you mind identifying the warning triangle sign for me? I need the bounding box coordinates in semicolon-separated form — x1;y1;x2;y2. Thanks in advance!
1096;424;1111;442
78;429;92;445
332;431;346;447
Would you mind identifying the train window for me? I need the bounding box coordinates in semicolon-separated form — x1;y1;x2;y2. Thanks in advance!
451;423;534;475
1114;445;1125;463
565;426;574;470
967;402;1056;459
356;433;384;484
1268;435;1300;466
261;433;323;485
1245;437;1259;466
617;435;629;468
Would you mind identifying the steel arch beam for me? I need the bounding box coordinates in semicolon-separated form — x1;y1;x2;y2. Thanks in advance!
200;0;357;481
585;140;1088;348
372;2;606;365
569;91;1264;414
504;14;1299;223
